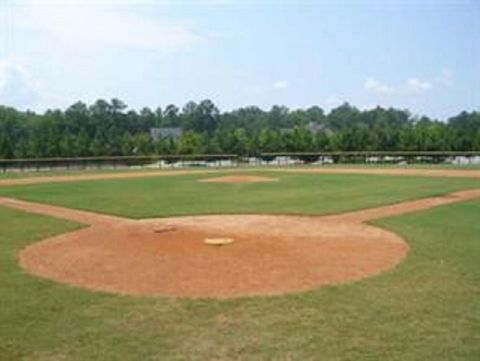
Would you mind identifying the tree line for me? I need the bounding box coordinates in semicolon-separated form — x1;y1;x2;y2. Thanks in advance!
0;98;479;159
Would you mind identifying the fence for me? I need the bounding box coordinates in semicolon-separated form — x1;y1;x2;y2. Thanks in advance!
254;151;480;166
0;154;238;173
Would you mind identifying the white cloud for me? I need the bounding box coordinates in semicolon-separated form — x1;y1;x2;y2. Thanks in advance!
0;59;40;108
272;80;288;89
435;68;454;87
0;59;37;92
364;77;397;95
405;78;432;92
364;76;434;96
0;1;218;109
10;2;204;55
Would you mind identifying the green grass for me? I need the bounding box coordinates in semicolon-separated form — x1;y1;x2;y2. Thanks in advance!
1;196;479;360
0;171;479;218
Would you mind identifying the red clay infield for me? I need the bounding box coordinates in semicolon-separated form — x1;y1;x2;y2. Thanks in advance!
1;187;480;298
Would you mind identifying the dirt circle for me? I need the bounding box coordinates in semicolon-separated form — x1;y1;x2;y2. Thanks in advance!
198;175;279;183
19;214;408;299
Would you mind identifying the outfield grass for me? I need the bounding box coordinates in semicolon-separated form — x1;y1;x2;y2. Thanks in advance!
0;196;479;360
0;171;479;218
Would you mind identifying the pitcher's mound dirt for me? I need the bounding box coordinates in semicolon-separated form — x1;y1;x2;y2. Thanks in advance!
198;175;278;183
18;214;408;298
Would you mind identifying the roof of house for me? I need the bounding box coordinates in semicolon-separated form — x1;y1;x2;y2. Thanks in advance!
150;127;183;140
307;122;334;136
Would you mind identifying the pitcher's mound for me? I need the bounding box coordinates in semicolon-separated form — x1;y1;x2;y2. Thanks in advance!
199;175;278;183
19;214;408;299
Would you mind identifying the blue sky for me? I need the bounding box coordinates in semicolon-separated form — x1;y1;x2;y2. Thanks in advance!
0;0;479;119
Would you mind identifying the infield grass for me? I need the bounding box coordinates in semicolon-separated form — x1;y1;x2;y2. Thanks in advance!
0;195;479;360
0;171;479;218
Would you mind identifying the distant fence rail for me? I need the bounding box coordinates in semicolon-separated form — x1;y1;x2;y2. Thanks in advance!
0;154;238;173
1;151;480;173
257;151;480;165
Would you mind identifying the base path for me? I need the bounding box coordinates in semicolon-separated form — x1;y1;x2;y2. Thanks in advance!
2;188;480;298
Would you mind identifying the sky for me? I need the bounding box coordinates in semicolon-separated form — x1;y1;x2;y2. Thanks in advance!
0;0;479;119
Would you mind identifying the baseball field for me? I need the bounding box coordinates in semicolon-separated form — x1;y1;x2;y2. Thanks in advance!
0;167;479;360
